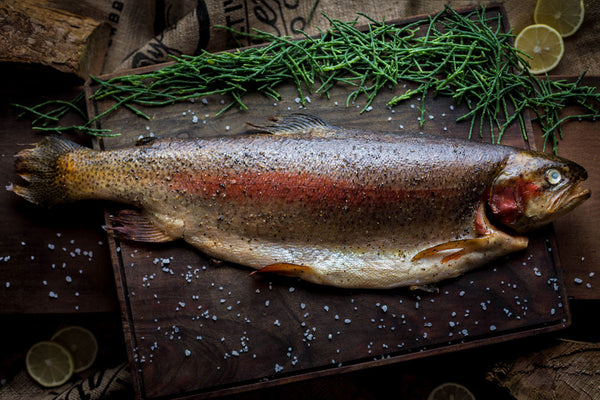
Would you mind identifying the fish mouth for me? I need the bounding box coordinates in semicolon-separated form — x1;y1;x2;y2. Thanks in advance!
550;182;591;215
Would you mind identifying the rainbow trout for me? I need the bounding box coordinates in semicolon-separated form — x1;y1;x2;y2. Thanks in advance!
11;114;590;289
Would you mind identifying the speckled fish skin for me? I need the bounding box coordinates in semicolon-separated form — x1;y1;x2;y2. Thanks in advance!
11;114;590;289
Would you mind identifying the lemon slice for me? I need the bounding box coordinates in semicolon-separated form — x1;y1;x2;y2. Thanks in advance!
534;0;585;38
428;382;476;400
51;326;98;373
26;341;74;387
514;24;564;74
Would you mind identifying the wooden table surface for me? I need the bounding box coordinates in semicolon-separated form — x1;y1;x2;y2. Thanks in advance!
1;37;599;400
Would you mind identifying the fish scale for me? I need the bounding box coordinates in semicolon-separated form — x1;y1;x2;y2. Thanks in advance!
11;114;590;289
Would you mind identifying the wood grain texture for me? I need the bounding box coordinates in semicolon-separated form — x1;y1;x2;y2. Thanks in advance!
532;76;600;300
0;65;118;314
83;8;582;398
488;340;600;400
0;0;110;78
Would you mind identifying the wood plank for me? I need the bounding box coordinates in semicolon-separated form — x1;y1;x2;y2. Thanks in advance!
487;339;600;399
0;64;118;314
84;7;578;398
531;76;600;300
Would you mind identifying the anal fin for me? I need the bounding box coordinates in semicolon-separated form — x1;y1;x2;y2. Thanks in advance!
105;209;175;243
250;262;313;278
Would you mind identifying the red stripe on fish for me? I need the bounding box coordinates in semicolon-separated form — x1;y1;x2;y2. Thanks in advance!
170;170;453;208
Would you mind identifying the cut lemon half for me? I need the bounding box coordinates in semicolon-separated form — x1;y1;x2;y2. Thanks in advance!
514;24;564;74
534;0;585;38
51;326;98;373
428;382;476;400
26;341;74;387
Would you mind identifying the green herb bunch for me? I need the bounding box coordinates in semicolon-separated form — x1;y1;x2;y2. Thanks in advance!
14;6;600;153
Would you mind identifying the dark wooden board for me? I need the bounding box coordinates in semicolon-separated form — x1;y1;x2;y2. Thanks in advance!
0;65;118;314
86;6;573;399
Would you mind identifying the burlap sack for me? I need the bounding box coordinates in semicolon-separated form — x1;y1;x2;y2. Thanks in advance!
111;0;505;71
0;364;131;400
40;0;599;76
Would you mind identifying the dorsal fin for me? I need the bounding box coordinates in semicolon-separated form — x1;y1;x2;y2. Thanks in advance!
247;114;339;137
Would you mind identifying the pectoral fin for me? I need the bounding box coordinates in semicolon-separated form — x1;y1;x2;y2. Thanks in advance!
411;237;493;264
105;209;175;243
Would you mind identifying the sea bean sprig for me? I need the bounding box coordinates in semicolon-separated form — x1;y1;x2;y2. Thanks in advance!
14;6;600;153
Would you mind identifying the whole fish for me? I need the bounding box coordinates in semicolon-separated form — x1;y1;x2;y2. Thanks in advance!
11;114;590;289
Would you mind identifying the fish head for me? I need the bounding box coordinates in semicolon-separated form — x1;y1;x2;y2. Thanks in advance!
488;151;590;234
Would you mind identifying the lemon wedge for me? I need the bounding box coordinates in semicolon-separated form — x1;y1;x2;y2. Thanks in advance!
534;0;585;37
51;326;98;373
428;382;476;400
515;24;565;74
26;341;74;387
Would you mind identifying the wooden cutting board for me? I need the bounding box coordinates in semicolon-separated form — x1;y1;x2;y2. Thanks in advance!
85;6;571;399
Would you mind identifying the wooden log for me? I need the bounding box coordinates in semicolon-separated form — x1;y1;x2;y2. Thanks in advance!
0;0;110;79
487;340;600;399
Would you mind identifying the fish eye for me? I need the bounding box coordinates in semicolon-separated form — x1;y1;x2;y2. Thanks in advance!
546;169;562;185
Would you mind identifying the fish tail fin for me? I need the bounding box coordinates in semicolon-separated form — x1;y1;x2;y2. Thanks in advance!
10;136;85;207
